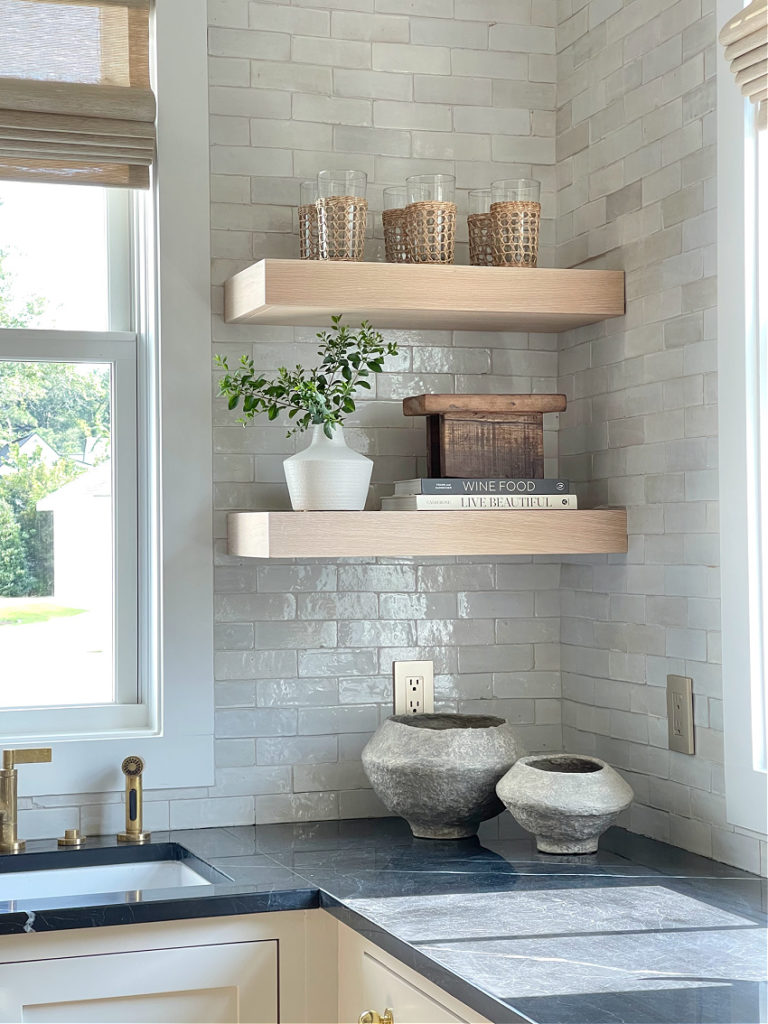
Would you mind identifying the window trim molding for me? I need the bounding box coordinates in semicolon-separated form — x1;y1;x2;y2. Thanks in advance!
716;0;768;835
7;0;213;798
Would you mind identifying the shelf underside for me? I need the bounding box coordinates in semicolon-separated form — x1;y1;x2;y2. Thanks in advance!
227;509;628;559
223;260;625;333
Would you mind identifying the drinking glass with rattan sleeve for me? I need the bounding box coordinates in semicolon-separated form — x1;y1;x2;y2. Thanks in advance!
405;173;456;264
382;186;410;263
316;169;368;261
467;188;494;267
298;180;319;260
490;178;541;267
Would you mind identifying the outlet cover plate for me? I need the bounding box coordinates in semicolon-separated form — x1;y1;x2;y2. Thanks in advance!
667;674;694;754
393;660;434;716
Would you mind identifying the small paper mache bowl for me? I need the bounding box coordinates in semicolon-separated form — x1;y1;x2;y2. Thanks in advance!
496;753;634;854
362;713;523;840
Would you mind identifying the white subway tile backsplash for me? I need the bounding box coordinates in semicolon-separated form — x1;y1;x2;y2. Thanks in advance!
249;2;329;35
451;48;528;81
332;10;410;42
292;35;371;69
209;26;291;59
373;41;450;74
37;0;762;875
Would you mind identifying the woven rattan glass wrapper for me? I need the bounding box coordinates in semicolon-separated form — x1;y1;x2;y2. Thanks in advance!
490;200;541;267
467;212;495;267
382;208;410;263
316;195;368;261
299;203;319;260
404;200;456;264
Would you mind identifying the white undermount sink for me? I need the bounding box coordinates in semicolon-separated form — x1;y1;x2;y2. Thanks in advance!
0;859;216;903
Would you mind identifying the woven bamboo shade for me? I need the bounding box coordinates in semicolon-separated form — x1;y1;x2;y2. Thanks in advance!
316;196;367;261
382;208;410;263
404;201;456;264
0;0;156;188
719;0;767;129
298;204;319;260
468;212;495;267
490;200;541;268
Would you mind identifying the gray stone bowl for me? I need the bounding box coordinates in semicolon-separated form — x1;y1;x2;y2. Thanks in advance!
362;713;523;839
496;753;634;854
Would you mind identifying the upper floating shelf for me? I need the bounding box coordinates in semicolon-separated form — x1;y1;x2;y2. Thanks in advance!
224;259;625;333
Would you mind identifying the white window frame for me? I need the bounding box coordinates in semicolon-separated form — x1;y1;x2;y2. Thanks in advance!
0;0;214;795
0;327;140;733
717;0;768;835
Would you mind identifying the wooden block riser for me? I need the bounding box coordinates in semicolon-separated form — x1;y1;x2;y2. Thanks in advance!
430;416;544;479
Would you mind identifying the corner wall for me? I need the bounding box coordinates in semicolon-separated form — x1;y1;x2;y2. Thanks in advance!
555;0;766;873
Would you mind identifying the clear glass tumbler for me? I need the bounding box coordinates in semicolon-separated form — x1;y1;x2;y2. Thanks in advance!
298;180;319;260
382;186;410;264
404;174;456;263
489;178;541;267
467;188;493;267
406;173;456;204
316;169;368;261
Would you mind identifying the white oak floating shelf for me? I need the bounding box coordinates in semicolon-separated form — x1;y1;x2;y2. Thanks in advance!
227;509;628;559
224;259;625;333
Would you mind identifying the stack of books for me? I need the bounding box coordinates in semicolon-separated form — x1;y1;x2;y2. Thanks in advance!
381;478;576;510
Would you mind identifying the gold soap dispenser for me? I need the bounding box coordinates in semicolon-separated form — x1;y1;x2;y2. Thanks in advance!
117;755;151;843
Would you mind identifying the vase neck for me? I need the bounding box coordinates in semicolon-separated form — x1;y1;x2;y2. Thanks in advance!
309;423;346;445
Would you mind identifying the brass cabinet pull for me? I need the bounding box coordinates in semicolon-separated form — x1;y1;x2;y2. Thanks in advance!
359;1011;394;1024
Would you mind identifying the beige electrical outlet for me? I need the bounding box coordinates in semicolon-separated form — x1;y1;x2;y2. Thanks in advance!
667;674;694;754
393;660;434;716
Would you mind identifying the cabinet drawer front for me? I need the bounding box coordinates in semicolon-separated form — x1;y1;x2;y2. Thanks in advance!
337;922;490;1024
0;940;277;1024
360;950;471;1024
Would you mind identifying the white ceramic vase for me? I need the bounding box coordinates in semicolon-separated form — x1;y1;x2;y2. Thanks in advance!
283;424;372;511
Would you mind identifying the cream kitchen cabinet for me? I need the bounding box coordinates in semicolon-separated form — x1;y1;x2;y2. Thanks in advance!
0;911;499;1024
0;911;336;1024
0;939;277;1023
336;920;493;1024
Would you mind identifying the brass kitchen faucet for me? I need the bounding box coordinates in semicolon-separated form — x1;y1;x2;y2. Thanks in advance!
0;747;52;853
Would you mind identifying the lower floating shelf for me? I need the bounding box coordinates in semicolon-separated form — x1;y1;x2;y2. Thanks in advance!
227;509;628;559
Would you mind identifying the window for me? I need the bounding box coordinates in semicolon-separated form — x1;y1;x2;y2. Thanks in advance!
0;178;141;734
717;0;768;835
0;0;213;796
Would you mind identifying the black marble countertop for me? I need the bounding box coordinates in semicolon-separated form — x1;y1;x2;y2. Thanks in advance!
1;818;766;1024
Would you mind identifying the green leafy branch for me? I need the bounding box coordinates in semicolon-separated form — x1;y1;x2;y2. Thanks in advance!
215;316;398;438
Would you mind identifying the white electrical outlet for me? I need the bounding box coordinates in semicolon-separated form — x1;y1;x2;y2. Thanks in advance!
393;660;435;716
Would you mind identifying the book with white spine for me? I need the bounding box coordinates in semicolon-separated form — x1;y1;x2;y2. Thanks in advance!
380;494;578;510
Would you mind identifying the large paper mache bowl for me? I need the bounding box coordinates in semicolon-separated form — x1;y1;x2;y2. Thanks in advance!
362;713;522;839
496;753;634;854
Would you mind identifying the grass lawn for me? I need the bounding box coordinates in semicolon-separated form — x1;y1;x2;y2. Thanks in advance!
0;601;86;625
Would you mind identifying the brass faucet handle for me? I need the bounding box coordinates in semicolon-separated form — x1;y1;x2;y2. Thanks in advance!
2;748;52;770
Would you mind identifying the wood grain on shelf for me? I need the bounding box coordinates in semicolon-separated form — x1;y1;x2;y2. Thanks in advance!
227;509;628;558
223;259;625;332
402;394;568;415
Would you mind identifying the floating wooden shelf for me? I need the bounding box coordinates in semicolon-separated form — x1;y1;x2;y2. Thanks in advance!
227;509;628;559
224;260;625;332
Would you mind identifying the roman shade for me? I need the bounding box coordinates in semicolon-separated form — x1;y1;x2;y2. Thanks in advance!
0;0;156;188
719;0;768;129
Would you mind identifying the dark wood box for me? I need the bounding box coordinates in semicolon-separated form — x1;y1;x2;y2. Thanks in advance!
403;394;567;479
